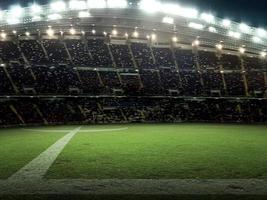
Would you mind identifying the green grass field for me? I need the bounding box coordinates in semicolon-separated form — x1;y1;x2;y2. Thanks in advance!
1;124;267;180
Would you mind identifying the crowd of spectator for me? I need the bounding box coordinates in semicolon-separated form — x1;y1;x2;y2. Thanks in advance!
0;37;267;126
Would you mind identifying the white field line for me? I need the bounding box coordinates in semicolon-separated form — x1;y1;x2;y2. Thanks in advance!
22;127;128;133
7;127;81;182
1;179;267;195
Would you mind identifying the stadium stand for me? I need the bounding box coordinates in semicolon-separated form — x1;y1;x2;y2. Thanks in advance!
0;35;267;126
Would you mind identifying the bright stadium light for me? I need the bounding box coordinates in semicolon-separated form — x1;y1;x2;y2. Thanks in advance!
188;22;204;30
48;13;62;20
178;7;198;19
216;44;223;50
200;13;215;23
7;18;20;25
228;31;241;39
146;35;150;39
0;32;7;39
107;0;128;8
172;36;178;42
208;26;217;33
69;0;87;10
25;31;30;36
30;3;42;14
260;51;266;58
192;40;200;47
9;5;24;17
12;30;17;34
70;28;76;35
162;16;174;24
239;23;251;33
87;0;106;8
162;3;180;15
50;1;66;12
46;28;54;36
112;29;118;36
257;28;267;37
252;36;262;43
239;47;246;54
133;30;139;38
78;11;90;18
151;33;156;40
222;19;231;27
92;29;96;34
139;0;161;13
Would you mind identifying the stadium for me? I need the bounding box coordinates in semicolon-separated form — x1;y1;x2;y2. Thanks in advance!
0;0;267;199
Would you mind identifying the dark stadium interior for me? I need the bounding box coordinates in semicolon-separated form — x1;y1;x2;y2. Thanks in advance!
1;0;267;199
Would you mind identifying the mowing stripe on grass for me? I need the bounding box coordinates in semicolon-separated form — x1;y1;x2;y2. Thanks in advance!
22;127;128;133
7;127;81;182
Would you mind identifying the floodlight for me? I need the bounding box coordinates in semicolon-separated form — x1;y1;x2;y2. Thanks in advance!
146;35;150;39
216;44;223;50
81;31;85;35
252;36;262;43
48;13;62;20
30;4;42;14
125;32;129;37
7;18;20;25
192;40;200;46
239;47;245;54
239;23;250;33
228;31;241;39
222;19;231;27
103;31;107;36
188;22;204;30
208;26;217;33
162;3;180;15
78;11;90;18
260;52;266;58
139;0;161;13
9;5;24;17
178;7;198;19
25;31;30;36
46;28;54;36
200;13;215;23
69;0;87;10
0;32;7;39
12;30;17;34
162;16;174;24
151;33;156;40
107;0;128;8
87;0;106;8
50;1;66;12
133;31;139;38
257;28;267;37
92;29;96;34
70;28;76;35
172;36;178;42
112;29;118;36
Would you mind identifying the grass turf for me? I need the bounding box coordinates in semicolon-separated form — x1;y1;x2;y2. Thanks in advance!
0;127;66;179
45;124;267;179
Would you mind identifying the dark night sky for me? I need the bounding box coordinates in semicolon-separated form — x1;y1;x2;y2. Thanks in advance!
0;0;267;27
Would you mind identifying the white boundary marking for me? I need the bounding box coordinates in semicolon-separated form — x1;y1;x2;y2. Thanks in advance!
8;127;81;182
